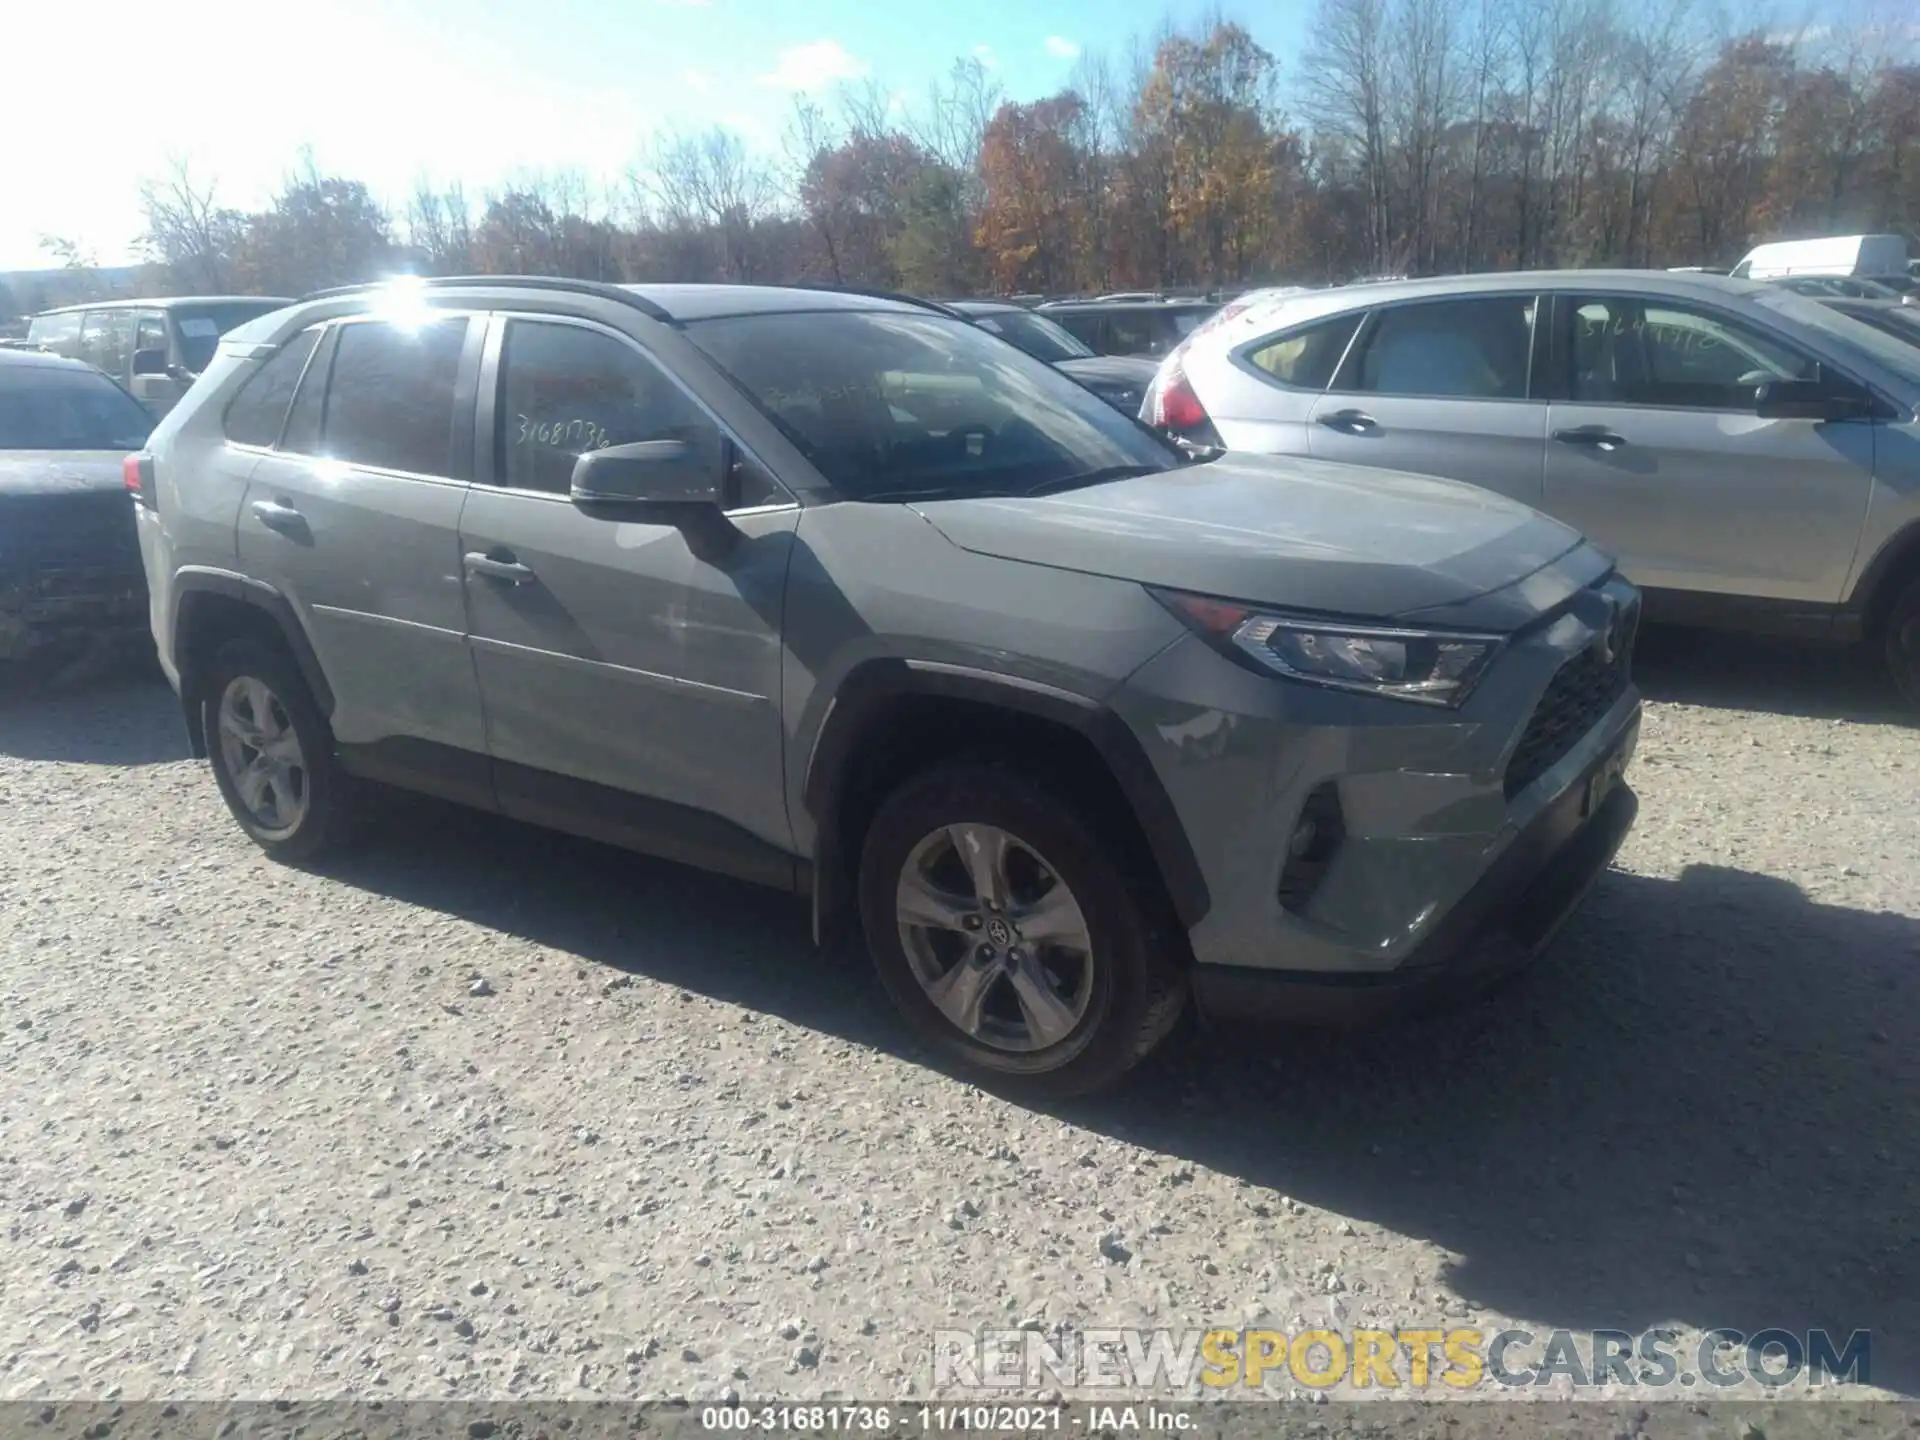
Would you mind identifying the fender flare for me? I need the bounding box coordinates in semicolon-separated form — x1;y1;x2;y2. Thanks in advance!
171;570;335;752
1850;521;1920;637
801;657;1211;934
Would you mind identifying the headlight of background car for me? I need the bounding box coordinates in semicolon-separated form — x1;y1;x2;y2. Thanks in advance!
1151;588;1505;708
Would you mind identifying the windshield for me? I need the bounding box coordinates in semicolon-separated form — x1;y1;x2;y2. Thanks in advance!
174;302;288;371
686;310;1177;500
970;309;1095;363
0;366;154;450
1753;287;1920;380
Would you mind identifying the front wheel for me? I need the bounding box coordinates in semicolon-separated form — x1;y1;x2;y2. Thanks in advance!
858;762;1185;1098
1887;576;1920;712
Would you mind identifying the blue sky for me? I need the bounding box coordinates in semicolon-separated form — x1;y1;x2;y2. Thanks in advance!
2;0;1314;272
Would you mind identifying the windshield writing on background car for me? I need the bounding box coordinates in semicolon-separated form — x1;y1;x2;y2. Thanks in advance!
0;368;154;450
686;310;1176;500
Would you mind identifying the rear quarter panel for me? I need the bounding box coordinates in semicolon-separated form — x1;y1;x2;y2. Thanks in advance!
141;350;261;664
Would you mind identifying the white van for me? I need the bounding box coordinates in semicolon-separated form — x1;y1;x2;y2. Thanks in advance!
1732;234;1911;282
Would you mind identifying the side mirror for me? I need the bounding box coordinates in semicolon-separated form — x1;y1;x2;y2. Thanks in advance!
569;436;739;558
1753;378;1867;422
131;347;168;377
570;438;722;507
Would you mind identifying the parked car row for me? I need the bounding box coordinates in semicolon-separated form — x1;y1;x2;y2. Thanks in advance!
16;258;1920;1099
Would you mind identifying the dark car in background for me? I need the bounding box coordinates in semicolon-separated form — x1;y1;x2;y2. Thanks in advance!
1036;295;1220;359
0;349;154;673
28;296;293;417
1819;297;1920;350
946;299;1158;414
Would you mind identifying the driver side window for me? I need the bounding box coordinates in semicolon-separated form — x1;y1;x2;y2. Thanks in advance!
1570;297;1821;411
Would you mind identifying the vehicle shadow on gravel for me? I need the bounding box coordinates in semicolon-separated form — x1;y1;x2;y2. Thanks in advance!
324;793;909;1052
0;668;189;766
1092;862;1920;1394
1633;624;1912;723
328;785;1920;1391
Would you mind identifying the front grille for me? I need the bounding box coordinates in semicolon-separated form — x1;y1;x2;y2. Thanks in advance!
1503;598;1638;798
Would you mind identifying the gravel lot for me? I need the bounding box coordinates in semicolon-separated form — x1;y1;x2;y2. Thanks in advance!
1;630;1916;1410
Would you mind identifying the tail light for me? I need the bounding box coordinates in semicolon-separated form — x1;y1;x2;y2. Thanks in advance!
1143;354;1223;448
124;452;156;510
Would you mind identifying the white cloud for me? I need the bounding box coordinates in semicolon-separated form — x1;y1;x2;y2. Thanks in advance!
758;39;869;91
1044;35;1081;59
972;43;1000;70
682;67;712;93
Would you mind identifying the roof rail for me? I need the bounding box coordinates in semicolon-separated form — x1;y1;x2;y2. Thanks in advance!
297;274;679;325
772;282;964;319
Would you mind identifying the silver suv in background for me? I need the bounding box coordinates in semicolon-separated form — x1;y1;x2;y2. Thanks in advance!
28;296;293;416
1149;271;1920;707
133;277;1641;1096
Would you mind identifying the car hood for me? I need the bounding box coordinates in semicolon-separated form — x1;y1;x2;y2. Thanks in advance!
910;453;1591;620
1054;355;1160;388
0;451;129;496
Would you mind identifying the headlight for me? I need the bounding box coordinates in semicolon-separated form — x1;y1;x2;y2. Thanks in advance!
1151;588;1505;707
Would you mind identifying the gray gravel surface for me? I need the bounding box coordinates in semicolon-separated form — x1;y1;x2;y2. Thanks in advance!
1;633;1916;1405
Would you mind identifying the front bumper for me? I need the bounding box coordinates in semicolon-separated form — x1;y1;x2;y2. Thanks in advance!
1190;731;1638;1026
1111;564;1642;1004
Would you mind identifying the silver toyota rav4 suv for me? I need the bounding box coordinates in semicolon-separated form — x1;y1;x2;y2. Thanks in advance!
132;277;1643;1096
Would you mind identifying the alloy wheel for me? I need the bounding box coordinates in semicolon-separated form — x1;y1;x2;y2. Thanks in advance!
895;822;1095;1054
216;675;309;839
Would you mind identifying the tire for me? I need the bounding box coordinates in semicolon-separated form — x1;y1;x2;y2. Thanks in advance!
202;637;352;862
857;761;1186;1099
1887;575;1920;712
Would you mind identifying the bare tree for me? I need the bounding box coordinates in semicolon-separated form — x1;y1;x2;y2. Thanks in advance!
138;156;240;291
1303;0;1395;271
639;128;778;280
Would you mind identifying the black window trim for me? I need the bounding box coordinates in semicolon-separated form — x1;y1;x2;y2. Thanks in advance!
472;311;798;513
1542;290;1894;420
220;323;328;454
306;310;487;484
1228;308;1368;394
1326;291;1547;404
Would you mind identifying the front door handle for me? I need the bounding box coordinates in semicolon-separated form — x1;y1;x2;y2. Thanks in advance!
464;550;536;584
1316;408;1378;434
1553;425;1627;452
249;499;306;535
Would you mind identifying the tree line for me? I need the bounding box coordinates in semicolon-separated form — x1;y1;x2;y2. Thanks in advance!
18;0;1920;313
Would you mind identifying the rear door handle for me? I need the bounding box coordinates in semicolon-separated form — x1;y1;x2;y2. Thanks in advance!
464;550;536;584
1553;425;1627;452
249;499;306;535
1316;408;1377;434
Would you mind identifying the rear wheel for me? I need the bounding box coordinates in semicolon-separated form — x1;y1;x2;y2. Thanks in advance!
858;762;1185;1098
203;638;352;862
1887;576;1920;712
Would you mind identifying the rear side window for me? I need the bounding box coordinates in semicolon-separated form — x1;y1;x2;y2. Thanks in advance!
323;319;468;476
222;329;320;448
28;312;84;355
1244;314;1362;390
1348;296;1536;400
497;319;719;496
